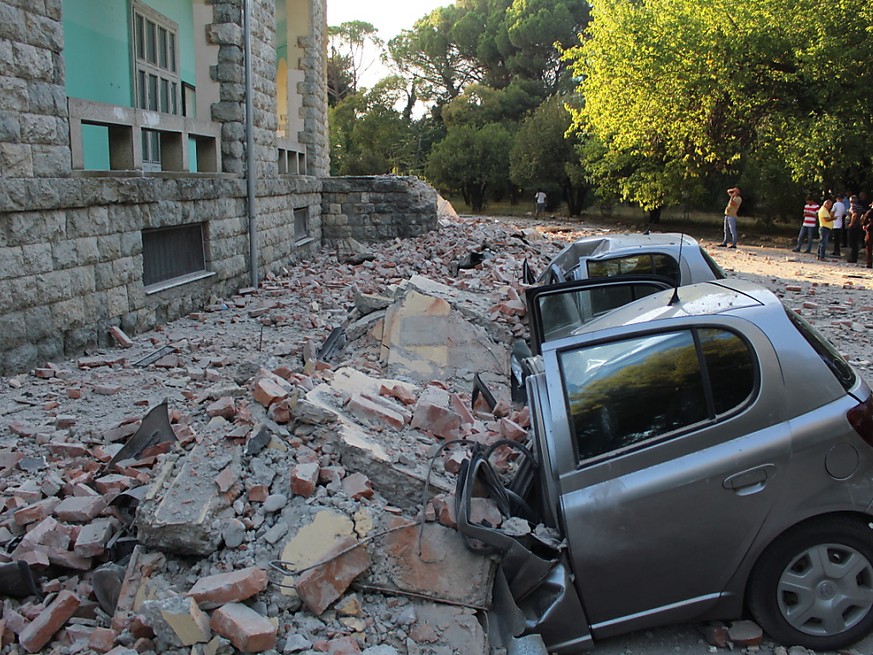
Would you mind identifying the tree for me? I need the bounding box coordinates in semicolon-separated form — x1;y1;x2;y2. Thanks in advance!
329;78;416;175
387;5;484;106
327;21;383;106
564;0;873;210
426;123;513;210
510;96;589;215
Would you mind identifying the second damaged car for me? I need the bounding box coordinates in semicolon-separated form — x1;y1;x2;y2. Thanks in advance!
457;278;873;652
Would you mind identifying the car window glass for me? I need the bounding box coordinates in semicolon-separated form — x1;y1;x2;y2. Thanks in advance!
699;328;755;414
536;284;665;345
587;254;680;284
559;330;708;462
784;306;856;389
699;246;727;279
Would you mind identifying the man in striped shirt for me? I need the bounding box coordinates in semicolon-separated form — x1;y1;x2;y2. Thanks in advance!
792;196;820;253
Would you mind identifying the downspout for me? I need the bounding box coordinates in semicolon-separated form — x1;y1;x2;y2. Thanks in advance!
244;0;258;287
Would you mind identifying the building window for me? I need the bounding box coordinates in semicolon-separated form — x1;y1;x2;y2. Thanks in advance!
131;1;180;170
142;224;207;287
294;208;309;242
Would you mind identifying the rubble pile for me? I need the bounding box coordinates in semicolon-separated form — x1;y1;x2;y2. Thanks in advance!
3;214;873;655
0;215;584;655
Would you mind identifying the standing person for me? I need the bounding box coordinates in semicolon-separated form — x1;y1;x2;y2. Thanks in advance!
535;189;547;219
718;186;742;248
864;204;873;268
831;193;847;257
847;193;869;263
793;195;820;253
817;198;834;261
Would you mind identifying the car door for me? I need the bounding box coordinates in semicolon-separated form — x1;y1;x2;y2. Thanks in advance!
538;316;792;637
526;276;675;355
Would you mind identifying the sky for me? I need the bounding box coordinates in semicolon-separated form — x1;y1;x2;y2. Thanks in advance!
326;0;449;87
326;0;448;41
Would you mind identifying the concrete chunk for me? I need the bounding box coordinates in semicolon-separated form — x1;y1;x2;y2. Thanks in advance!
363;517;495;609
134;445;240;556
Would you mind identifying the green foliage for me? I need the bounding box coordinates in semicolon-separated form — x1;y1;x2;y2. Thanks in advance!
510;96;590;215
426;122;514;210
565;0;873;211
329;79;420;176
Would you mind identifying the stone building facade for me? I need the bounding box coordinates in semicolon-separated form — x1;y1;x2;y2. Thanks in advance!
0;0;438;374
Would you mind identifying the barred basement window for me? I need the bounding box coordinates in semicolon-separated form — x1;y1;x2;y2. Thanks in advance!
294;207;309;242
142;224;207;287
131;1;180;171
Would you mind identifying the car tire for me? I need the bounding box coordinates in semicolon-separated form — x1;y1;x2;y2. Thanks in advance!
747;516;873;651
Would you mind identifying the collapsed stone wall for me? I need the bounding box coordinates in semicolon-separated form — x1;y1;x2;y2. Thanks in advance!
321;176;439;243
0;176;322;374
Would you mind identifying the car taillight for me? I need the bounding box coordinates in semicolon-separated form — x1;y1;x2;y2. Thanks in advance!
847;396;873;447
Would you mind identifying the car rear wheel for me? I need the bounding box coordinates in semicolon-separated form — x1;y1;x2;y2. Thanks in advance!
747;517;873;651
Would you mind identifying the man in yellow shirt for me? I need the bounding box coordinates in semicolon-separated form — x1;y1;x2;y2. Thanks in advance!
718;187;742;248
817;198;834;261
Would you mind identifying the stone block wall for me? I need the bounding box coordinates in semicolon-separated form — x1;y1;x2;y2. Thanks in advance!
0;0;70;179
321;176;438;243
0;175;322;373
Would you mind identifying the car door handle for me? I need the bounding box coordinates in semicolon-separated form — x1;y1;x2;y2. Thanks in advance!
723;464;776;495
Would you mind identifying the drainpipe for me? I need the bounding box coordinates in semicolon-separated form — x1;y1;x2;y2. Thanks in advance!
244;0;258;288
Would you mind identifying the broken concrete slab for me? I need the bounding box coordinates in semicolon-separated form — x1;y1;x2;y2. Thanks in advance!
380;286;507;381
362;516;495;609
134;444;240;556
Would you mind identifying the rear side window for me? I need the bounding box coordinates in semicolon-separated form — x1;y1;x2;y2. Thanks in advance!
699;247;727;279
784;307;856;389
559;328;755;462
587;254;680;285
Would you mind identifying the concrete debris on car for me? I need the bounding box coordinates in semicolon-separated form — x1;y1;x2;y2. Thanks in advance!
0;214;871;655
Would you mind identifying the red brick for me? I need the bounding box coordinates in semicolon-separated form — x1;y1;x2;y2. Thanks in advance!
347;394;408;430
411;387;463;439
94;474;133;495
210;603;276;653
14;498;60;526
109;326;134;348
252;378;288;408
214;466;236;494
324;636;361;654
341;473;373;500
206;396;236;419
93;385;123;396
295;536;371;615
498;418;527;441
291;462;319;497
88;627;118;652
19;590;80;653
247;485;269;502
319;466;345;484
54;496;107;522
186;567;268;608
379;383;416;405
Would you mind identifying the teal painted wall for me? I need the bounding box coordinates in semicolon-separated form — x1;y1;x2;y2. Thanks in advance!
63;0;196;169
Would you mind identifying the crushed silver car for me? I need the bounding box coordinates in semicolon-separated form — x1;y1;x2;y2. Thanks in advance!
540;232;725;285
458;278;873;653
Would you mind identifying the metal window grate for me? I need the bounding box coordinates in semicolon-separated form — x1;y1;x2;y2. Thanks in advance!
142;224;206;287
294;207;308;241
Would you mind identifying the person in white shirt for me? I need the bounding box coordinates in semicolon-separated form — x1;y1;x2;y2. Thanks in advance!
832;193;847;257
535;190;547;218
